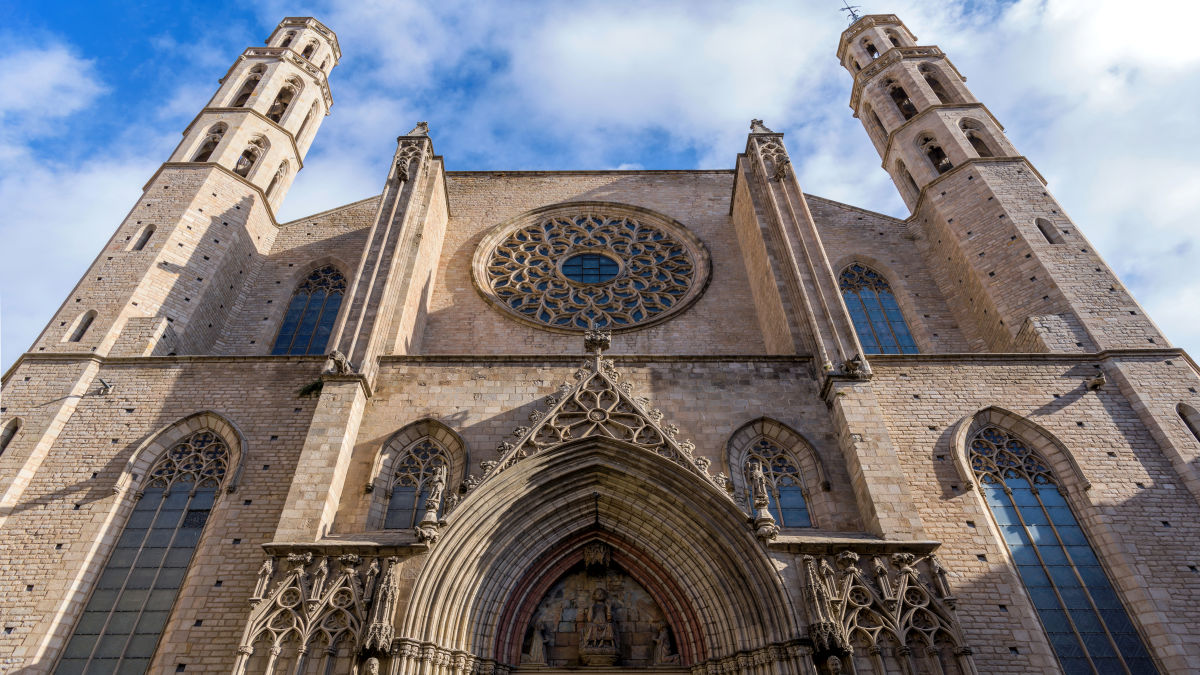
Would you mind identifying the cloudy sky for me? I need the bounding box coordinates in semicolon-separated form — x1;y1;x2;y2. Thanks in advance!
2;0;1199;371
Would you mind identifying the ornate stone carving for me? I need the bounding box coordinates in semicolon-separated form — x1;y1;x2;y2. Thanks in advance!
473;204;711;332
146;430;229;490
235;552;389;673
800;550;975;673
322;349;353;375
749;460;780;541
579;587;619;665
466;334;728;502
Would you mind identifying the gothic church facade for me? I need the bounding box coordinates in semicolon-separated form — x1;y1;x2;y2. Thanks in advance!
2;13;1200;675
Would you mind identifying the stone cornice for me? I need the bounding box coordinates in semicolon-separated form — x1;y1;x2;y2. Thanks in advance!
903;156;1047;214
241;47;334;109
878;102;1007;167
278;16;341;60
180;107;304;171
141;162;280;224
849;45;962;111
836;14;907;61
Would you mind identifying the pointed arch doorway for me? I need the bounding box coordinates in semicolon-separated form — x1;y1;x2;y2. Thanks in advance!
391;437;811;674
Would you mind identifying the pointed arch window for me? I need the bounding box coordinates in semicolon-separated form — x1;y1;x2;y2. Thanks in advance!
969;426;1158;674
840;264;917;354
266;161;289;200
919;135;953;174
960;119;996;158
887;81;917;120
301;41;318;60
271;265;346;356
920;65;956;105
190;123;226;163
862;39;879;59
56;430;229;674
383;438;448;529
297;102;318;143
233;137;267;179
231;66;264;107
0;418;20;455
279;31;295;49
266;78;300;124
743;438;810;527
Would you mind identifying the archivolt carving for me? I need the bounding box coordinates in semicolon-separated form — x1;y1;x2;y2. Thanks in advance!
801;550;976;674
472;202;711;333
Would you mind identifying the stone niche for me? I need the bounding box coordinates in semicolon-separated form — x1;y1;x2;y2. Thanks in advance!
521;561;679;669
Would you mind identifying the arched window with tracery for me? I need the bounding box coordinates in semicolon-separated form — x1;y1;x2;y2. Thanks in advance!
886;29;903;47
742;438;811;527
301;41;318;60
383;438;448;529
886;80;917;120
0;418;20;456
919;135;953;174
190;123;226;163
969;425;1158;674
266;78;300;124
231;66;264;107
55;430;229;674
862;39;879;59
920;64;956;104
266;161;289;200
896;160;920;202
271;265;346;356
297;102;318;144
960;119;996;158
839;264;917;354
278;31;295;48
233;137;267;179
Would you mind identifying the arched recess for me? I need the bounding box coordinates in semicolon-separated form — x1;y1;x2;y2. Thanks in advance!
364;418;469;529
1179;403;1200;445
726;418;830;527
395;437;807;673
948;406;1090;496
111;411;248;497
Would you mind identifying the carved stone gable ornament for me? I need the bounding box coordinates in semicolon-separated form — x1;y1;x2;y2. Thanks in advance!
454;331;733;509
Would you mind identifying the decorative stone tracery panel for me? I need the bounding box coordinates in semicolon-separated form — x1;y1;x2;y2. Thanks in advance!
472;202;711;332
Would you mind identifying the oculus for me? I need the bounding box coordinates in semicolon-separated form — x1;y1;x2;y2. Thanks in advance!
473;203;711;332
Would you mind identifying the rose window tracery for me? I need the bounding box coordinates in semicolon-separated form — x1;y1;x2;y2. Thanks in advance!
473;204;710;332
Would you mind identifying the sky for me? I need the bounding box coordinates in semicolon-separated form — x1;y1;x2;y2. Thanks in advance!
2;0;1199;371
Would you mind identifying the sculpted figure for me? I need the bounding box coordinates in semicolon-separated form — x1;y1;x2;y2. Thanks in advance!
525;621;549;665
581;587;616;648
653;623;679;665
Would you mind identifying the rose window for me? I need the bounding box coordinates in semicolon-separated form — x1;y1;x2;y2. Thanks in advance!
473;203;710;332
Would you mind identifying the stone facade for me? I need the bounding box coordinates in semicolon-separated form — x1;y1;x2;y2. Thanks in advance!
2;13;1199;675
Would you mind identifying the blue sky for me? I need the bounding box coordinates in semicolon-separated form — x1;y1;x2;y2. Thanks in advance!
3;0;1200;370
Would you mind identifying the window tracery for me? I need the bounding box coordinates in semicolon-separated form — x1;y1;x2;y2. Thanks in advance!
231;66;264;107
969;425;1158;673
839;264;917;354
743;438;811;527
191;123;226;163
474;205;710;332
382;438;448;530
919;135;953;174
234;137;267;178
271;265;346;356
885;80;917;120
56;430;230;674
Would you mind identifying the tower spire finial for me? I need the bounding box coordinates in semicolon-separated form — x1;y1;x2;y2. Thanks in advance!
840;1;863;23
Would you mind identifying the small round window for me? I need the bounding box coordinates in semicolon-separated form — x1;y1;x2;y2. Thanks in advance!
560;252;620;284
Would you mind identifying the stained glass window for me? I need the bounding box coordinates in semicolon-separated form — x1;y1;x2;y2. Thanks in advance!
839;264;917;354
384;439;447;529
561;252;620;284
56;431;229;675
271;266;346;356
744;438;811;527
969;426;1157;674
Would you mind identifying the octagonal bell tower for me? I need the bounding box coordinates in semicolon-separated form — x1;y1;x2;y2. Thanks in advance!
838;14;1164;353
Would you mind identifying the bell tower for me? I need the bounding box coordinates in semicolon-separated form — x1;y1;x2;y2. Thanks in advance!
170;17;339;210
27;17;338;360
837;14;1164;352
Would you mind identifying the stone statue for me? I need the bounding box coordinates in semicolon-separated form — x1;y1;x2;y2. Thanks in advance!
525;621;548;665
363;657;380;675
579;587;618;665
653;623;679;665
